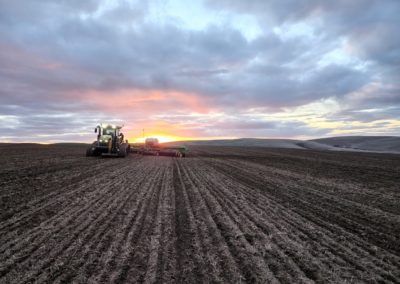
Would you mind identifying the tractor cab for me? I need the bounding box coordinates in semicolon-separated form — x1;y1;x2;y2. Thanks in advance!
95;124;123;145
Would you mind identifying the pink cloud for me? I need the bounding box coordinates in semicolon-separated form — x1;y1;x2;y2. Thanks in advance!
68;88;212;114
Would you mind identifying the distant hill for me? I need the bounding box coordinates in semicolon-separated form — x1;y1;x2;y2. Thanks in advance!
166;136;400;153
166;138;334;150
311;136;400;152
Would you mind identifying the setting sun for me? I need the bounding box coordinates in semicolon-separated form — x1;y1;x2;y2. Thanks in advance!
130;135;182;144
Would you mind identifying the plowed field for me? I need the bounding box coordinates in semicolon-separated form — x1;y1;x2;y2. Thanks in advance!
1;144;399;283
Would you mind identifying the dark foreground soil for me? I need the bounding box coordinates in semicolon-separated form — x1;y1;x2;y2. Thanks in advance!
0;144;399;283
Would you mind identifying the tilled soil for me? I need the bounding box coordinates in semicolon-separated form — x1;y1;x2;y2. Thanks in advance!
0;144;399;283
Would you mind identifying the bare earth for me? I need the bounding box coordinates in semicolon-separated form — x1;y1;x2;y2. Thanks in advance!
0;144;399;283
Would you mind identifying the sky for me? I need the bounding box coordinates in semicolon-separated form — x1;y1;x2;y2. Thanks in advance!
0;0;399;143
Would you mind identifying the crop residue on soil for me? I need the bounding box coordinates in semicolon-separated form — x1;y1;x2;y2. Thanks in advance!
0;144;399;283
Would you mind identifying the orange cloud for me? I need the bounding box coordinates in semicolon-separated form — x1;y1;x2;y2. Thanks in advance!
70;88;211;114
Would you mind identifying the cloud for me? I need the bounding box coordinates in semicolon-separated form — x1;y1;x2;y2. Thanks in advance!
0;0;399;141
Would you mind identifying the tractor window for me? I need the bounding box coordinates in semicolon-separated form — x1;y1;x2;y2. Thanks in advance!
103;128;115;135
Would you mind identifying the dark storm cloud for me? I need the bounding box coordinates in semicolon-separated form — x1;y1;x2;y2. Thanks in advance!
0;0;399;140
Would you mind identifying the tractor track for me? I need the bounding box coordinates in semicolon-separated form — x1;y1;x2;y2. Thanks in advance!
0;144;399;283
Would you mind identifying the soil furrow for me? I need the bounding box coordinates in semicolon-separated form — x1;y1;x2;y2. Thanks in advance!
177;160;243;283
177;160;280;283
89;163;164;283
182;159;313;283
47;160;155;283
0;162;138;263
1;145;399;283
0;164;137;282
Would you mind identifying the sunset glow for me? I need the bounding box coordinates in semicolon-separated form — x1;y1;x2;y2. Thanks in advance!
132;135;182;144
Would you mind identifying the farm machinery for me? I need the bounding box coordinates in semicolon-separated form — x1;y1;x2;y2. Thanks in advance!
86;124;130;157
138;137;186;157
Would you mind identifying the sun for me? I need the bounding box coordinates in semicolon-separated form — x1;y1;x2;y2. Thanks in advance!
131;135;181;144
151;135;179;143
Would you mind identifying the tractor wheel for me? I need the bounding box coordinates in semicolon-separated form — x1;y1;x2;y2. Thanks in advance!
86;147;94;157
118;144;128;157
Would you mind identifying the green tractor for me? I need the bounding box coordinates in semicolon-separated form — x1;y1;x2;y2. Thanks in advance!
86;124;130;157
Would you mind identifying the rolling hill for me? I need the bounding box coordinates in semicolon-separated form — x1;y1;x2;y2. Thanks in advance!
166;136;400;153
